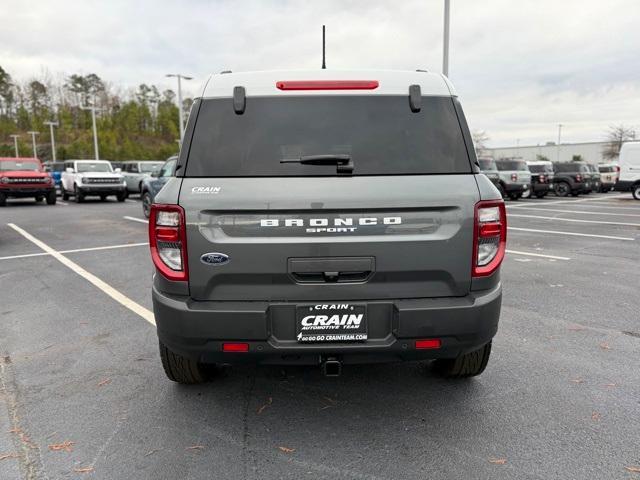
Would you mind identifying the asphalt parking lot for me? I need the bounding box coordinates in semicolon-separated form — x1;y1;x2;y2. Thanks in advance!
1;192;639;479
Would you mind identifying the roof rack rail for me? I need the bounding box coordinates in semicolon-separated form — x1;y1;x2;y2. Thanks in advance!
220;70;232;74
415;69;428;72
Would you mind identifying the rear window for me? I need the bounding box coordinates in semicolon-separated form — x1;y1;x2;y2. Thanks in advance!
554;163;589;173
599;165;614;173
185;96;472;177
46;163;65;172
527;164;552;173
479;159;496;171
496;160;528;171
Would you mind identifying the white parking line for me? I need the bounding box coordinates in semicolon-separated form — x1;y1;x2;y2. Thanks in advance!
0;242;149;261
505;249;570;261
6;223;155;326
509;194;630;208
507;207;640;218
508;227;634;241
57;201;69;206
508;213;640;227
124;216;148;224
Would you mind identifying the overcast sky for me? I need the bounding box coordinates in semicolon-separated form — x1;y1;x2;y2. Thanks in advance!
1;0;639;146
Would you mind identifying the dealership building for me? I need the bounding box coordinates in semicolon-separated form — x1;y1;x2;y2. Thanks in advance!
484;141;611;164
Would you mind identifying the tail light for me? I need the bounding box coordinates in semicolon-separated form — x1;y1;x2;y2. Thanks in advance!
615;165;620;173
539;174;546;183
473;200;507;277
576;174;582;182
276;80;379;90
511;173;518;181
149;204;188;281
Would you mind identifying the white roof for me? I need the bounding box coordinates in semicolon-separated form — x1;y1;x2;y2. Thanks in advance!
200;70;456;98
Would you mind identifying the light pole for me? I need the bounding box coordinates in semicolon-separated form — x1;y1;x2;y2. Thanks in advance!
9;135;20;157
166;73;193;143
44;121;59;162
27;131;39;158
557;124;563;162
80;103;101;160
442;0;451;77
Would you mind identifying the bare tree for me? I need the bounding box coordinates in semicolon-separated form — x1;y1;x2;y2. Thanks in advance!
472;130;490;155
602;124;637;160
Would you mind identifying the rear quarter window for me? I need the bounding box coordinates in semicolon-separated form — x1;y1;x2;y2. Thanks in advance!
184;95;472;177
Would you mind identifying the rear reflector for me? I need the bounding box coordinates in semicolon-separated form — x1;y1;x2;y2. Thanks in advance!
276;80;379;91
415;339;441;350
222;343;249;353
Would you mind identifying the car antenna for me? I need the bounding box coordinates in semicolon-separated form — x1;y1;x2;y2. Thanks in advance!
322;25;326;69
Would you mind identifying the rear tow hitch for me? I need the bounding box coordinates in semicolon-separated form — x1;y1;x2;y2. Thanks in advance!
321;357;342;377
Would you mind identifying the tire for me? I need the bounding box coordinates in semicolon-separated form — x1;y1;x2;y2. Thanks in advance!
124;189;130;199
508;193;520;201
74;185;84;203
633;184;640;200
433;342;492;378
554;181;570;197
0;192;6;206
138;182;144;194
116;191;126;202
46;190;57;205
521;189;531;199
497;183;506;199
159;341;208;384
62;188;69;201
142;191;152;218
35;195;44;203
570;192;579;197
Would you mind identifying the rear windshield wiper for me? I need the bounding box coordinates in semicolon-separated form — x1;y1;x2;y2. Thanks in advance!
280;154;353;174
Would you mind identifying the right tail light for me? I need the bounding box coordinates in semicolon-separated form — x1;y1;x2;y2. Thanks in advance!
149;204;188;281
511;173;518;181
473;200;507;277
576;174;582;182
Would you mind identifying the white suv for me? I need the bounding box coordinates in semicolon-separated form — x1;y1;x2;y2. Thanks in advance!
61;160;127;202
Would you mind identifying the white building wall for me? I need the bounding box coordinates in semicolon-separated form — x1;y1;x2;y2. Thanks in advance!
484;142;609;164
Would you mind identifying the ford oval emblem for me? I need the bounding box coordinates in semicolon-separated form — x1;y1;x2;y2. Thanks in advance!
200;253;230;266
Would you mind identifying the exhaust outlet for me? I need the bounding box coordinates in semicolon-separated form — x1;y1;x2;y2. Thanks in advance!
321;357;342;377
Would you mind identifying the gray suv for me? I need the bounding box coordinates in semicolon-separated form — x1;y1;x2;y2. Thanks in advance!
495;158;532;200
148;71;506;383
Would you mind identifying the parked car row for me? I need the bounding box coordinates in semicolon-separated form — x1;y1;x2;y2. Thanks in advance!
479;157;623;200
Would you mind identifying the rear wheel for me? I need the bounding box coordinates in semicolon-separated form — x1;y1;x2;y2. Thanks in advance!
433;342;492;378
159;341;208;384
0;192;6;206
116;191;126;202
633;184;640;200
555;181;570;197
142;191;152;218
62;188;69;201
46;190;56;205
508;193;520;201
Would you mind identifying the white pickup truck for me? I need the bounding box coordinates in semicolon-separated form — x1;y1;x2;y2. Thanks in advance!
60;160;127;202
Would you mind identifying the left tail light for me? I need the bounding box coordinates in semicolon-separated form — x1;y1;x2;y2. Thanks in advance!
511;173;518;181
472;200;507;277
539;174;546;183
149;204;188;281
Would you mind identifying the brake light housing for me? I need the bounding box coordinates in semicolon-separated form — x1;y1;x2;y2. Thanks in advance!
149;204;188;281
511;173;518;182
576;174;582;182
276;80;379;91
539;174;546;183
472;200;507;277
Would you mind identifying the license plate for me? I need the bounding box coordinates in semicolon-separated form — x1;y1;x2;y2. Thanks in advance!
296;304;367;343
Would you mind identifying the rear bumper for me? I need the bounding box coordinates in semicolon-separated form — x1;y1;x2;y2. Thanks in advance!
532;183;551;194
152;282;502;365
503;183;528;193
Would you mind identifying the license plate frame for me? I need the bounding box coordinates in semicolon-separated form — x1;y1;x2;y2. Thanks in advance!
295;304;367;343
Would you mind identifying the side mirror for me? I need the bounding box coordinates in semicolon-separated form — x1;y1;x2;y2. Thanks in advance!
150;172;159;178
66;167;74;173
114;168;122;173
